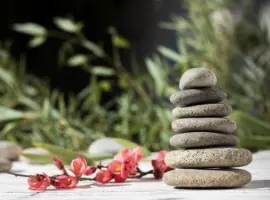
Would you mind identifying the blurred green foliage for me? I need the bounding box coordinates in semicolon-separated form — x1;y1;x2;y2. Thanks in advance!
1;0;270;154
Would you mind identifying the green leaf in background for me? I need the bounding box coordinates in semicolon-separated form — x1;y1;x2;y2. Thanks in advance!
82;40;105;57
12;23;47;36
111;138;151;157
228;111;270;135
33;142;112;164
0;66;15;87
53;17;83;33
0;106;24;122
158;46;186;63
112;35;131;48
28;36;46;48
146;58;165;96
21;153;54;164
67;54;88;66
91;66;115;76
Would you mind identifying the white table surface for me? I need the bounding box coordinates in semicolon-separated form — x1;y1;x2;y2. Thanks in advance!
0;150;270;200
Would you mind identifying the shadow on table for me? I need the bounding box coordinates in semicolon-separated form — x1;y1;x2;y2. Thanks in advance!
242;180;270;189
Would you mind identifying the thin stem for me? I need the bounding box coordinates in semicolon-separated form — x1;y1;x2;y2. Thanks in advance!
4;171;32;178
129;168;153;179
78;177;95;181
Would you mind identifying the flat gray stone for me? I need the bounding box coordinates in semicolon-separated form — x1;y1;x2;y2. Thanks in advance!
179;68;217;90
0;159;12;172
165;148;252;168
163;168;251;188
170;88;226;107
88;137;123;155
172;104;232;118
171;118;236;133
170;132;239;149
0;141;22;161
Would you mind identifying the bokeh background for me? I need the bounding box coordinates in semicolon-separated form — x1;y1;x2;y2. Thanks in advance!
1;0;270;162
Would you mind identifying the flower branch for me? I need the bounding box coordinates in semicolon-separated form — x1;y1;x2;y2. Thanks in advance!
4;147;172;191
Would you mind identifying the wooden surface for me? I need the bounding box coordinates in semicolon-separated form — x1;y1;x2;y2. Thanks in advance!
1;150;270;200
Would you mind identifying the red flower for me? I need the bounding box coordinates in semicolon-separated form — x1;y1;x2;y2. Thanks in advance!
114;174;126;183
112;147;142;176
53;175;78;189
70;156;94;177
108;160;128;182
53;157;65;171
27;173;51;191
151;150;171;179
95;170;113;184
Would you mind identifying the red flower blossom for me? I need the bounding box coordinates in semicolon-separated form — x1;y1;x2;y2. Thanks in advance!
53;157;65;171
151;150;170;179
95;170;113;184
53;175;78;189
70;156;94;177
27;173;51;191
112;147;142;176
114;174;126;183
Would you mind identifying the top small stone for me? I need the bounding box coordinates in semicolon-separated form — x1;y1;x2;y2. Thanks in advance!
179;68;217;90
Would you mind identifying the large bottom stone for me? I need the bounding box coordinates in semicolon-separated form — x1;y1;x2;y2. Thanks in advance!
165;148;252;168
0;159;12;172
163;169;251;188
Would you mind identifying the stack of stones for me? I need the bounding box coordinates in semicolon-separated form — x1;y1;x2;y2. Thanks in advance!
163;68;252;188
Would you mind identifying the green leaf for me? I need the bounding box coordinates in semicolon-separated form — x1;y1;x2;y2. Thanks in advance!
158;46;186;63
53;17;83;33
0;106;24;122
21;153;54;164
67;54;88;66
145;58;165;96
112;35;131;48
91;66;115;76
228;111;270;135
33;143;112;164
82;40;105;57
0;66;15;87
12;23;47;36
28;36;46;48
111;138;151;157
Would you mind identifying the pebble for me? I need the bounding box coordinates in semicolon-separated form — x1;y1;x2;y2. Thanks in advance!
179;68;217;90
165;148;252;168
0;158;12;172
163;168;251;188
170;88;226;107
170;132;239;149
0;141;22;161
171;118;236;133
172;104;232;118
88;137;123;155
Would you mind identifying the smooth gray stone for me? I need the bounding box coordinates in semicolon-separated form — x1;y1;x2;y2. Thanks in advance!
170;88;226;107
165;148;252;168
0;159;12;172
179;68;217;90
170;132;239;149
171;118;236;133
88;137;123;155
172;104;232;118
0;141;22;161
163;169;251;188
